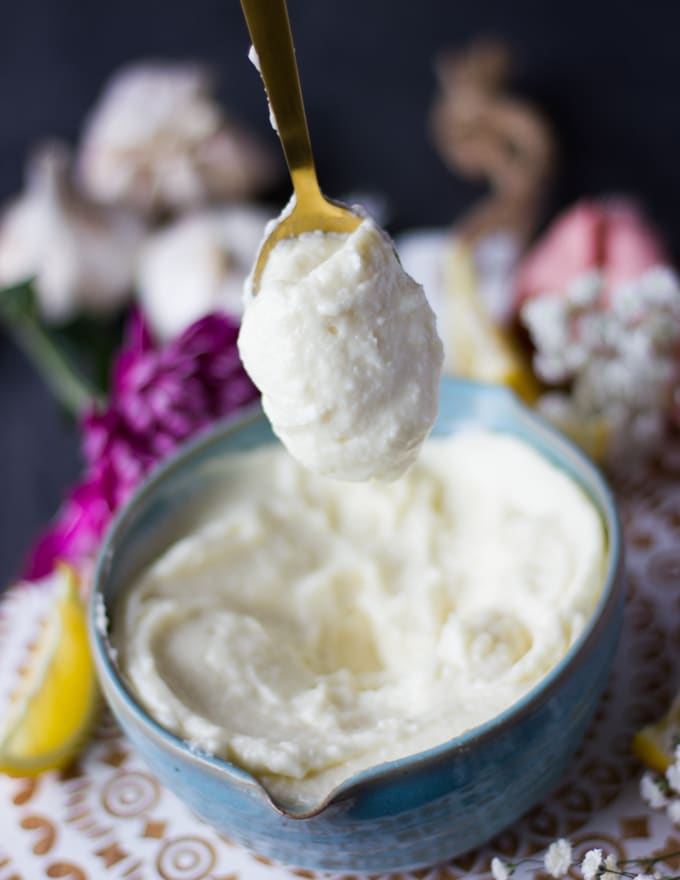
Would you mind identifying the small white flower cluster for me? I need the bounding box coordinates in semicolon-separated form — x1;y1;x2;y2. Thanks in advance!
490;836;677;880
521;267;680;458
491;839;574;880
581;848;659;880
640;744;680;824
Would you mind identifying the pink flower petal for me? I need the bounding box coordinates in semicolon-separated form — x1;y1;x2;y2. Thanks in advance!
514;199;667;310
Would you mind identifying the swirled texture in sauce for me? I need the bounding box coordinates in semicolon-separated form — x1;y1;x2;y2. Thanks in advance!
115;431;606;809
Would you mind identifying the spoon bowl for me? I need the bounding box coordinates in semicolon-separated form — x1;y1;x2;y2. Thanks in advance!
251;189;361;291
240;0;362;291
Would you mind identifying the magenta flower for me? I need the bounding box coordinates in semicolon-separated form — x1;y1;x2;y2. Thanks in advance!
25;311;257;579
25;476;113;578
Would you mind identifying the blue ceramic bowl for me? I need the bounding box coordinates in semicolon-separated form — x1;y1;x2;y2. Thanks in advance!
89;378;624;874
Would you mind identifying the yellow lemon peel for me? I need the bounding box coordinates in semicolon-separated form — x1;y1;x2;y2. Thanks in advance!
633;702;680;774
441;241;614;462
0;565;99;776
441;241;541;405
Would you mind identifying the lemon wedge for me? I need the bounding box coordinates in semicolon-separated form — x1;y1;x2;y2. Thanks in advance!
441;241;541;405
633;702;680;774
0;565;99;776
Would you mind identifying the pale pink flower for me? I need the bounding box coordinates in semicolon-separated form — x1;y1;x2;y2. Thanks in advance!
514;199;667;310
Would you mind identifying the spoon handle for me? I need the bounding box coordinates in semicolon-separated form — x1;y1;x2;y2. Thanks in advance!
240;0;321;203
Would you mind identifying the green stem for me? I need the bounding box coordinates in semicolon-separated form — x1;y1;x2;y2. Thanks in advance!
10;317;103;416
631;850;680;866
0;281;104;417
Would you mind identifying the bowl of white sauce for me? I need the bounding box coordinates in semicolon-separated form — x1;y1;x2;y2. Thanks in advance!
89;376;624;874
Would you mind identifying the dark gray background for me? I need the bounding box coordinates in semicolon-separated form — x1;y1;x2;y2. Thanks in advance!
2;0;679;584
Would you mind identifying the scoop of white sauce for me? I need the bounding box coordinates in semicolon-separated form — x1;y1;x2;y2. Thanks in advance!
237;213;444;481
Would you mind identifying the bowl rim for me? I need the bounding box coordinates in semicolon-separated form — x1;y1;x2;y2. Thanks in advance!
89;377;625;820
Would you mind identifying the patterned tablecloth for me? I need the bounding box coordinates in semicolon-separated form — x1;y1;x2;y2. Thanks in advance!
1;443;680;880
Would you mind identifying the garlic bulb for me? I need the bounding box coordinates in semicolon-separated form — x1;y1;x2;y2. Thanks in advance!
77;62;279;216
136;205;269;342
0;143;144;322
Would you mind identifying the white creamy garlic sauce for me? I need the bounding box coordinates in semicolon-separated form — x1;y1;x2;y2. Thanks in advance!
237;215;444;481
115;430;606;809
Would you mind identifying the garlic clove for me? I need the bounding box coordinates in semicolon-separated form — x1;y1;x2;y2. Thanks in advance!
0;142;145;323
136;205;270;343
76;62;279;217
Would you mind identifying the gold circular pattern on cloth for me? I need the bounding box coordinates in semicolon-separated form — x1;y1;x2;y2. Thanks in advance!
101;770;160;817
156;836;216;880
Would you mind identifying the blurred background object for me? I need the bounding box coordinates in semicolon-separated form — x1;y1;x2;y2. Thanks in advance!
136;205;270;341
0;142;145;322
76;62;279;217
3;0;680;583
430;38;556;247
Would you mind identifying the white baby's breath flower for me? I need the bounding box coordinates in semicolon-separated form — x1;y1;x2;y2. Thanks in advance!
667;798;680;825
631;411;667;451
640;771;669;809
613;279;643;322
564;341;592;374
666;762;680;795
533;352;570;384
602;853;619;880
522;296;571;355
536;392;575;423
567;269;602;308
581;848;603;880
632;874;656;880
544;838;572;877
522;265;680;461
491;856;511;880
641;266;679;306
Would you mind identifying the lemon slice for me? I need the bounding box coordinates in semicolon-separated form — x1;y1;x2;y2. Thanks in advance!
441;241;541;405
0;566;99;776
633;702;680;773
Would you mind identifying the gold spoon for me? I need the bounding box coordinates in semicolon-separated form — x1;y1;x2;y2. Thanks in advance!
240;0;361;291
